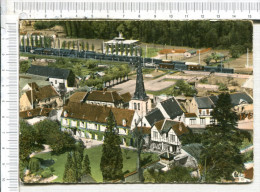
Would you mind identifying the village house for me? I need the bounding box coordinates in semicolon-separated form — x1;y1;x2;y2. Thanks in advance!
67;90;131;108
19;108;53;125
150;119;188;153
61;102;139;146
27;65;76;91
19;83;63;111
188;92;253;127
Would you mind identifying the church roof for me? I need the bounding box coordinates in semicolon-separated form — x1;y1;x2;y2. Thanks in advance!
132;61;148;101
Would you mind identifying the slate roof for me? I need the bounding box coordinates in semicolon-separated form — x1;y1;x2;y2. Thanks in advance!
195;92;253;109
27;65;71;80
25;85;60;104
85;90;123;103
20;108;52;119
69;92;87;103
230;92;253;106
132;61;148;100
145;108;165;126
195;97;215;109
62;102;135;127
160;97;184;119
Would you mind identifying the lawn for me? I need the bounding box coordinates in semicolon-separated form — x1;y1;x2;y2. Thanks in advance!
34;146;159;183
146;85;174;96
141;47;161;58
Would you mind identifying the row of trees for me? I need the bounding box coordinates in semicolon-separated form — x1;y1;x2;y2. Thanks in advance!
63;141;91;182
20;35;53;48
106;43;142;57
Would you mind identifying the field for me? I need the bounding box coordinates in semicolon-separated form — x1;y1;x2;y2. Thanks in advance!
34;146;159;183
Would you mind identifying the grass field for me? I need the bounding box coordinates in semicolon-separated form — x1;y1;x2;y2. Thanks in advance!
146;85;174;96
34;146;159;183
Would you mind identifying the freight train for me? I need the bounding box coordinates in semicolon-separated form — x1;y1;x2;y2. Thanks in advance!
20;46;234;74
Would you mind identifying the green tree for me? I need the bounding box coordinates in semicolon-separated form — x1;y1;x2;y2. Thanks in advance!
20;60;30;73
63;152;77;182
172;80;197;97
200;93;251;182
35;35;39;47
91;44;95;51
28;158;41;173
130;44;134;56
120;43;124;56
203;55;212;65
100;110;123;181
86;42;89;51
82;154;91;176
62;41;66;49
229;45;244;58
115;43;119;55
81;41;85;51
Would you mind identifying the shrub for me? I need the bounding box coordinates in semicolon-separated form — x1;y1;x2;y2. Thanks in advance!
41;168;53;178
28;158;41;173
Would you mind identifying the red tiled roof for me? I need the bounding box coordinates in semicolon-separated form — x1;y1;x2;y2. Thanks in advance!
185;113;197;117
86;90;123;103
121;92;132;103
25;85;59;104
244;167;253;180
20;108;52;119
69;92;87;103
62;102;135;127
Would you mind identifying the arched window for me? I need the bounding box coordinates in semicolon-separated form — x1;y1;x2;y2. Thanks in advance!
122;119;126;126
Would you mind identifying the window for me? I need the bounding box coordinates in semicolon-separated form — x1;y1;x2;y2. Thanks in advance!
138;103;140;110
210;118;215;124
202;110;206;115
122;119;126;126
189;119;196;125
80;121;85;128
153;131;158;139
200;118;205;125
170;134;175;142
94;124;97;129
134;103;137;110
55;80;57;84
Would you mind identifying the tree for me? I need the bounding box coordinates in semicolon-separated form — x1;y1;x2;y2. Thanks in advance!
62;41;66;49
82;154;91;176
172;80;197;97
100;110;123;181
86;42;89;51
130;44;134;56
91;44;95;51
229;45;244;58
63;152;77;183
115;43;119;55
120;43;124;55
203;55;212;65
133;124;145;182
81;41;85;51
200;93;251;182
28;158;41;173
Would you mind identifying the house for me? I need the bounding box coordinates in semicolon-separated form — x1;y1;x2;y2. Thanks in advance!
156;97;184;121
150;119;188;153
184;50;197;57
85;90;125;108
188;92;253;127
68;92;88;103
19;108;53;125
139;108;165;128
61;102;139;146
19;83;63;111
27;65;76;89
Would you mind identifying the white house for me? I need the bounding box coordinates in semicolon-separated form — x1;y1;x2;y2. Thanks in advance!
150;119;189;153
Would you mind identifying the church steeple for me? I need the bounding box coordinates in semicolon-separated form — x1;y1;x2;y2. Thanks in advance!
132;60;148;101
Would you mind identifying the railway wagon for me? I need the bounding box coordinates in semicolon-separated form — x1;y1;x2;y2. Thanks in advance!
187;65;204;71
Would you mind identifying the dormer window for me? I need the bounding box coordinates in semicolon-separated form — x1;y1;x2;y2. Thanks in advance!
122;119;126;126
64;110;68;117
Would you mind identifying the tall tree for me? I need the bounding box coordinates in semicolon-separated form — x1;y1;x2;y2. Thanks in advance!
63;152;77;183
82;154;91;176
200;93;251;182
100;110;123;181
86;42;89;51
91;43;95;51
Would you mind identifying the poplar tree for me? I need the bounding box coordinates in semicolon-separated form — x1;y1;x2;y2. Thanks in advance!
100;110;123;181
82;154;91;176
63;152;77;183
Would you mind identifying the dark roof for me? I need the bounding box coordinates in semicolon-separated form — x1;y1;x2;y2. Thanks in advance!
25;85;59;104
230;92;253;106
195;97;215;109
27;65;71;80
69;92;87;103
85;90;123;103
208;95;219;105
132;62;148;100
120;92;132;103
196;92;253;109
145;108;165;126
20;108;52;119
62;102;135;127
160;97;184;119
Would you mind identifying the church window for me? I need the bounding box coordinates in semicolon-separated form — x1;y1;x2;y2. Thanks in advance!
134;103;137;110
138;103;140;110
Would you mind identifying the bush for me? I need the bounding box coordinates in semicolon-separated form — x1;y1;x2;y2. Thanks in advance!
28;158;41;173
41;168;53;178
218;83;228;91
20;60;30;73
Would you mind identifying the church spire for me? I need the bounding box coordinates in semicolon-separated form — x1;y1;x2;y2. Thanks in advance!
132;60;148;101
